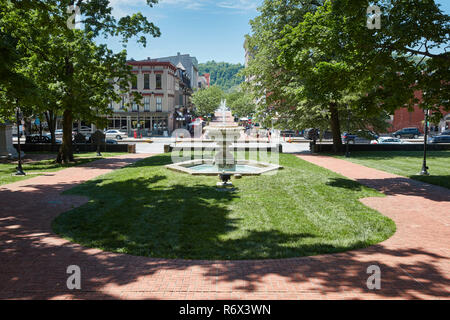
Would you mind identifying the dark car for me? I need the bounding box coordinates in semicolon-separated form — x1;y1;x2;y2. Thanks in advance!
304;128;333;140
342;131;379;144
392;127;421;139
280;130;297;137
430;135;450;144
439;130;450;136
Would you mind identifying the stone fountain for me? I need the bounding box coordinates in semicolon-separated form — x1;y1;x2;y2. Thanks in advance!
166;100;282;187
206;100;241;172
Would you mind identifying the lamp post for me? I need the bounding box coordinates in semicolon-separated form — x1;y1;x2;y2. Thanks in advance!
15;104;25;175
345;106;351;158
419;108;430;176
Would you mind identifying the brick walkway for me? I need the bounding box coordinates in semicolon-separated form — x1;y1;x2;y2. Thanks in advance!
0;153;449;300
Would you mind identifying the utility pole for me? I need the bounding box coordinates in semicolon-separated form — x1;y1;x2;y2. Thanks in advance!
419;109;430;176
15;102;25;175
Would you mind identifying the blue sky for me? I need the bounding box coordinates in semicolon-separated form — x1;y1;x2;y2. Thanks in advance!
102;0;262;65
100;0;449;65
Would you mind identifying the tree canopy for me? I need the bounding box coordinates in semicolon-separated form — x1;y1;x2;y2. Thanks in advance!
191;86;225;118
0;0;161;162
243;0;449;151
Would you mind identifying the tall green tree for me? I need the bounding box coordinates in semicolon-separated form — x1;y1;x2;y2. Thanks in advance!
244;0;449;151
1;0;161;162
226;90;256;118
191;86;225;118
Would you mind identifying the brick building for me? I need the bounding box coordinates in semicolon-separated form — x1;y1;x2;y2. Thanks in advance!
389;90;449;134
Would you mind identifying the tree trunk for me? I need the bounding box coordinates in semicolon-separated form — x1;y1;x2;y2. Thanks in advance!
44;111;57;145
57;109;74;163
329;102;342;153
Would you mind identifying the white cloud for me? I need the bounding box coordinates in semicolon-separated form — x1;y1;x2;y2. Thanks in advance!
216;0;259;11
107;0;260;16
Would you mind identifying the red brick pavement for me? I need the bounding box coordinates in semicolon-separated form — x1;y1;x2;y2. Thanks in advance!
0;153;449;300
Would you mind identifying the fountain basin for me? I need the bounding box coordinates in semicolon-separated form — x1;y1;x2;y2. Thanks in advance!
165;159;282;176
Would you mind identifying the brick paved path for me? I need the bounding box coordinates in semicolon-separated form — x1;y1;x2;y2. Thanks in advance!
0;153;449;300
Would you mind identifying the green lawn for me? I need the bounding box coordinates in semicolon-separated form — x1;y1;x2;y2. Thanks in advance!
52;153;396;260
0;152;127;186
334;151;450;189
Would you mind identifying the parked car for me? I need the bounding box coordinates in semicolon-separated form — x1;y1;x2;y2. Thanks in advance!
304;128;333;140
280;130;297;137
55;129;76;137
106;139;118;144
26;134;61;144
429;135;450;144
104;129;128;140
73;126;93;135
439;130;450;136
371;137;405;144
342;131;379;144
392;127;421;139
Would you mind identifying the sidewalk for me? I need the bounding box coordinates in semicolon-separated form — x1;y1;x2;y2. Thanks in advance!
0;153;448;300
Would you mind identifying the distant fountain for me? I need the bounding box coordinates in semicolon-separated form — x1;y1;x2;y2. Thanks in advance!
205;100;242;172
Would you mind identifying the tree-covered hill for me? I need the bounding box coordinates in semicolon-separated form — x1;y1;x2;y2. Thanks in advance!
198;61;244;92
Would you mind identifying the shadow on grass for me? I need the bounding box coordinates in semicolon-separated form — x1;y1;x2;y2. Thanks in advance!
326;178;364;191
54;175;335;260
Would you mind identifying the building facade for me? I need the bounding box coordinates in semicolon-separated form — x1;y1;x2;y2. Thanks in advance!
155;53;199;90
107;60;192;136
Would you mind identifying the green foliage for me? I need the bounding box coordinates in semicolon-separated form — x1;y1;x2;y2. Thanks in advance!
191;86;225;117
198;61;244;91
0;0;161;162
226;90;256;118
244;0;449;151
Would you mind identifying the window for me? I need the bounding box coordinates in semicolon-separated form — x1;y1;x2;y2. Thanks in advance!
156;74;162;89
131;75;137;89
132;102;138;112
156;97;162;112
144;74;150;89
144;97;150;111
121;96;126;109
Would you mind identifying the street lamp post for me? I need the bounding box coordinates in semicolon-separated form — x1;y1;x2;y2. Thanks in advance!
419;108;430;176
15;104;25;176
345;107;350;158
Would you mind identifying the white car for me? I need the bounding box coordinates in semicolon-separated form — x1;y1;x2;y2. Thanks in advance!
105;130;128;140
371;137;407;144
55;129;76;137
